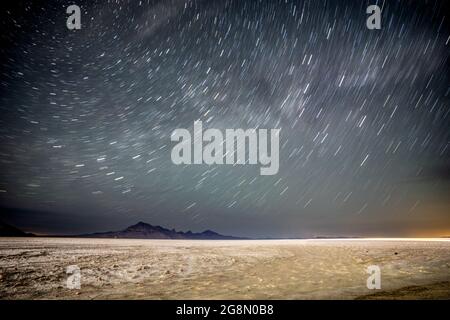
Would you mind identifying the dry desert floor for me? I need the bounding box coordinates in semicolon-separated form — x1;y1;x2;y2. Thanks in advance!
0;237;449;299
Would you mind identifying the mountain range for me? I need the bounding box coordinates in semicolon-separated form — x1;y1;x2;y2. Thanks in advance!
77;221;243;240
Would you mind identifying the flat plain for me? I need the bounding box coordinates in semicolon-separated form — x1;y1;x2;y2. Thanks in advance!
0;237;449;299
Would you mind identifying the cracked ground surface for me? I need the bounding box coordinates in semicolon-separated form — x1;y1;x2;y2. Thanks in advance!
0;238;449;299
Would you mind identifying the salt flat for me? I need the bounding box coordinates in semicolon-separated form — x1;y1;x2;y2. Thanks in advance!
0;238;449;299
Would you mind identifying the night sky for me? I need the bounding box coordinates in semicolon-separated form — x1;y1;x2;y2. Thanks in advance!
0;0;449;237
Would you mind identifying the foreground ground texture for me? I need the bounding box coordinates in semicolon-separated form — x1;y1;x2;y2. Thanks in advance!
0;238;449;299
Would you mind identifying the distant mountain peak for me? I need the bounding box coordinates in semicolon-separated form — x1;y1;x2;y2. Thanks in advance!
126;221;154;229
79;222;243;240
0;220;34;237
200;230;220;236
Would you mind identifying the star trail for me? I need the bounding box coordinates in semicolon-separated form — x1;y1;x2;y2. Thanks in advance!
0;0;449;237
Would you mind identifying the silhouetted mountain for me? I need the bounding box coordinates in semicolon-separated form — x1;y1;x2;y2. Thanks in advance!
313;236;361;239
0;220;34;237
78;221;243;240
